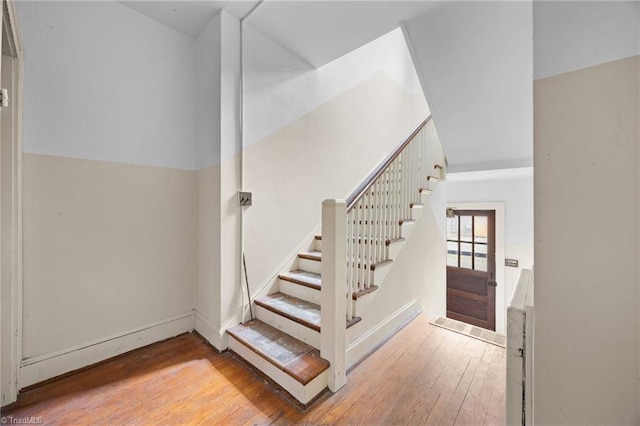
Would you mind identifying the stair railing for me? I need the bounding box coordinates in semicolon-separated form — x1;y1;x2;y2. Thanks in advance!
321;115;445;392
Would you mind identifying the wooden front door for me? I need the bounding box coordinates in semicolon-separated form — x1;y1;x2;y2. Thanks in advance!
446;210;496;330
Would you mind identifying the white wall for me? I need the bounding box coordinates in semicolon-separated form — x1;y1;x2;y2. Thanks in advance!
15;1;198;387
241;26;429;312
447;168;533;248
195;15;222;170
18;1;197;170
402;1;532;172
243;26;424;148
218;11;242;336
194;13;222;342
533;0;640;80
193;10;243;349
534;2;640;423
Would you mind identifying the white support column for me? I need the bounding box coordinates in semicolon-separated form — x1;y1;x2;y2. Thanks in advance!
321;199;347;392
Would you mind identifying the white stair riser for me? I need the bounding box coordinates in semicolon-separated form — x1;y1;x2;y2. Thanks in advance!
372;262;393;286
298;257;322;274
411;205;424;221
228;336;327;405
387;240;405;260
256;305;321;349
314;238;322;252
420;191;432;204
279;279;321;304
400;221;415;239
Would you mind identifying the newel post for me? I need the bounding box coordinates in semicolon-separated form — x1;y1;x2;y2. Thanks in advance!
321;199;347;392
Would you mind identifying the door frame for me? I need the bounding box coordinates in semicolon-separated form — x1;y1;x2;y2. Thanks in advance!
0;0;23;406
446;202;506;334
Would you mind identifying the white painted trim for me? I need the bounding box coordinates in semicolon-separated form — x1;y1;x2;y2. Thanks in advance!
506;269;534;425
1;0;24;406
194;307;245;352
447;166;533;183
346;299;421;370
193;309;225;351
19;312;193;388
445;202;507;334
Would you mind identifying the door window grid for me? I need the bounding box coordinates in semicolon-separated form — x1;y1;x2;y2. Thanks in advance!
447;214;488;272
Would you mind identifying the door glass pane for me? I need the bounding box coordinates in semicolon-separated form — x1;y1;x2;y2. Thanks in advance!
447;241;458;267
460;242;472;269
446;216;458;241
460;216;472;242
474;216;488;243
474;243;488;271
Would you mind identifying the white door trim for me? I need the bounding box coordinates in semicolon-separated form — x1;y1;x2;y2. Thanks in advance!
446;202;506;334
1;0;24;406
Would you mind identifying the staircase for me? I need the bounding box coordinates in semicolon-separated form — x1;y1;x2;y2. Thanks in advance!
227;116;445;407
227;235;354;407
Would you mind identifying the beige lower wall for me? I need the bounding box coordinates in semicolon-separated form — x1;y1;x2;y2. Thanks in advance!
534;55;640;424
195;164;221;330
22;154;197;359
243;72;429;300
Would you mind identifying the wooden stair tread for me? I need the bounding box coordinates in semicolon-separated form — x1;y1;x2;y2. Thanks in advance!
279;270;321;290
386;238;406;245
348;258;393;271
227;320;329;385
352;285;379;300
419;188;432;194
256;292;363;331
256;293;322;332
298;251;322;261
314;235;322;240
346;316;362;328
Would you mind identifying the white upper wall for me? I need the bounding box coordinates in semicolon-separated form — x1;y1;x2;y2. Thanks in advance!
403;1;533;172
195;15;222;169
446;168;533;246
243;26;426;148
534;0;640;80
17;1;197;170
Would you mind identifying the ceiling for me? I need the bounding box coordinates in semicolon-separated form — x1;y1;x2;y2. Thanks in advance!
120;1;260;38
120;0;533;172
244;1;438;68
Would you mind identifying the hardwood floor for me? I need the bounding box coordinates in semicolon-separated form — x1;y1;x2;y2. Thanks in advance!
1;314;505;425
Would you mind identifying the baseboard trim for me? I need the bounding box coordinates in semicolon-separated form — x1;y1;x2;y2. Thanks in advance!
19;312;193;388
345;299;422;370
193;309;226;352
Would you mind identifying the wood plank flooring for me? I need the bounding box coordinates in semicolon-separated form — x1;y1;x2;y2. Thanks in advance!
1;314;505;425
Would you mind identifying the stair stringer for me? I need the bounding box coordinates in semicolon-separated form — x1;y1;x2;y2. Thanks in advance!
236;223;321;323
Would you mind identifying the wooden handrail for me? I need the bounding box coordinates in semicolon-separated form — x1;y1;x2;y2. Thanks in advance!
346;115;432;210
